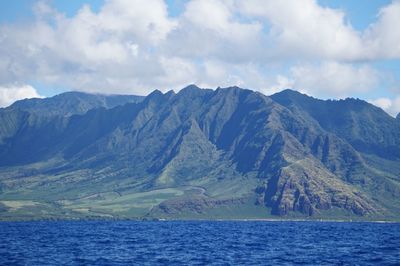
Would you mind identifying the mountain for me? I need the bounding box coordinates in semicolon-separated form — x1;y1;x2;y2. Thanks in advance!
0;86;399;221
271;89;400;159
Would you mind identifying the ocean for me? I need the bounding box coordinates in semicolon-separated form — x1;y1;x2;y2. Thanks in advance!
0;220;399;265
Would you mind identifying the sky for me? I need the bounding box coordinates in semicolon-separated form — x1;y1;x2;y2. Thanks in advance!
0;0;400;116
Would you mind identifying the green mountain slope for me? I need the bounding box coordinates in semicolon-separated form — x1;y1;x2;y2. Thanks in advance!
271;89;400;159
0;86;399;220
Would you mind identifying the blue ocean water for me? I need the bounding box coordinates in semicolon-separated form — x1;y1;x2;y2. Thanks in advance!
0;221;399;265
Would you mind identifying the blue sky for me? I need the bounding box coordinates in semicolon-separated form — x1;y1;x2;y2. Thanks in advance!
0;0;399;115
0;1;392;28
319;0;392;29
0;1;393;27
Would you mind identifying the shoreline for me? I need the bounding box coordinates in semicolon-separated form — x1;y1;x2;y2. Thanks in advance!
1;217;399;223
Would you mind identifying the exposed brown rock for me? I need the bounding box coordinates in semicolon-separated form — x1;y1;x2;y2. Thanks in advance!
265;158;378;216
154;197;247;215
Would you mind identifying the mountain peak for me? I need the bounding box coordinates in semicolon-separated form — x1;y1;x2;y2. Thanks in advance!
181;84;201;92
271;89;316;108
272;88;314;101
278;88;301;94
56;91;91;97
216;85;251;93
144;89;165;104
149;89;163;95
177;84;214;98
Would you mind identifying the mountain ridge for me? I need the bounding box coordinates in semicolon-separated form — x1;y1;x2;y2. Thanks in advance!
0;86;399;220
6;91;144;117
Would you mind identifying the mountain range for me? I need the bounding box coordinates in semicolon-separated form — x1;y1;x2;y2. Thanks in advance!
0;85;399;221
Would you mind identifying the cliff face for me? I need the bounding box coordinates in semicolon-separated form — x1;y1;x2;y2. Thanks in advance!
0;86;399;220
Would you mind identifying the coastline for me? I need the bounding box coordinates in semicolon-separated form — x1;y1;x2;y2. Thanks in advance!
1;216;399;223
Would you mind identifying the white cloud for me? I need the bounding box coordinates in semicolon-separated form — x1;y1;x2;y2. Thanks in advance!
370;96;400;117
164;0;263;63
239;0;364;61
0;0;399;98
266;75;294;95
0;0;184;95
0;85;43;107
363;0;400;59
239;0;400;61
370;98;392;110
290;62;380;98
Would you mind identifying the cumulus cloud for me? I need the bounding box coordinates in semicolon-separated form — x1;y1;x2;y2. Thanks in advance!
0;85;43;107
239;0;400;61
239;0;364;61
290;62;380;98
370;96;400;117
0;0;179;95
363;0;400;59
266;75;295;95
165;0;263;63
0;0;399;99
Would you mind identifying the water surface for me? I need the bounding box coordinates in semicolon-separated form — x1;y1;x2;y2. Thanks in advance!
0;221;399;265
